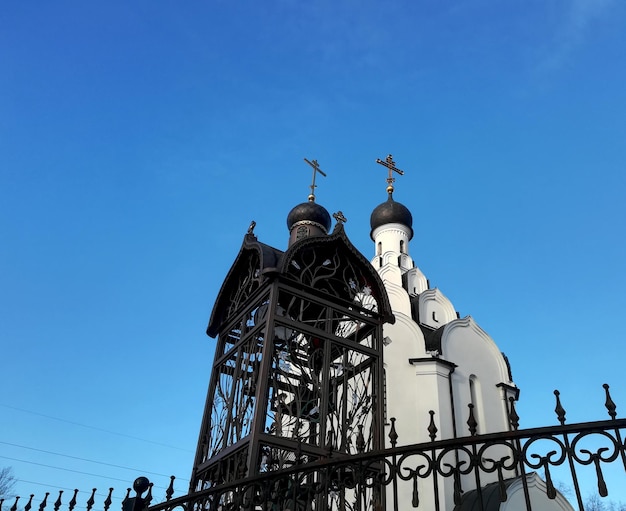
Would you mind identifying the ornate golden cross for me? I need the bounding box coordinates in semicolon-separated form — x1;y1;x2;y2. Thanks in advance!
375;154;404;194
304;158;327;201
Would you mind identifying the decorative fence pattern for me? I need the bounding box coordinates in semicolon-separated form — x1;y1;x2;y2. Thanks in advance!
4;385;626;511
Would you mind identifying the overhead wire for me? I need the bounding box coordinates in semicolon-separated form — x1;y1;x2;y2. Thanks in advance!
0;456;170;491
0;441;188;482
0;404;193;453
2;403;193;501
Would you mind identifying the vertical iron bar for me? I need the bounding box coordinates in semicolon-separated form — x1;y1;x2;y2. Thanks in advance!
604;384;626;472
246;284;280;478
553;391;584;511
389;418;399;511
507;397;532;511
427;411;441;511
467;404;484;511
324;302;334;453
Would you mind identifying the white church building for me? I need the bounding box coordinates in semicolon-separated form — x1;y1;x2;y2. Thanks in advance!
368;158;573;510
191;157;579;511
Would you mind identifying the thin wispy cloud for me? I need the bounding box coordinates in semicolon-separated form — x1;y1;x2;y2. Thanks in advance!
539;0;617;73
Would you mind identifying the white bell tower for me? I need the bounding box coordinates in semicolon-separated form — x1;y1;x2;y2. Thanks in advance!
371;155;521;510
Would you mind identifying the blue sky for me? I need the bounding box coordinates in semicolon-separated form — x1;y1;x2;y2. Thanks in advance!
1;0;625;507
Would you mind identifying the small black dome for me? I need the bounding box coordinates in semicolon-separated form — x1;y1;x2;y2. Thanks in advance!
370;193;413;239
287;200;332;233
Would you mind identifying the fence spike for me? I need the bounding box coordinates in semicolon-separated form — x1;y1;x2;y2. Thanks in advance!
603;384;617;420
103;488;113;511
68;490;78;511
389;417;398;447
467;403;478;436
38;493;49;511
166;477;175;502
428;411;438;442
24;495;34;511
10;496;19;511
85;489;96;511
53;491;62;511
554;390;566;425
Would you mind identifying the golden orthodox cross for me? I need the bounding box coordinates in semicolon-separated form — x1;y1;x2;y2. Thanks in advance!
304;158;327;201
375;154;404;194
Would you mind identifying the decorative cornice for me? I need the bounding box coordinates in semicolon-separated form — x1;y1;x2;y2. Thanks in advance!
289;219;328;233
371;223;413;240
409;357;457;371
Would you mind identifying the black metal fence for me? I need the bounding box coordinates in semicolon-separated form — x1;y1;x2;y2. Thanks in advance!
4;385;626;511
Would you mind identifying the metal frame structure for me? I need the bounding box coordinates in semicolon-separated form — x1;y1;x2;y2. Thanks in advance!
190;225;394;503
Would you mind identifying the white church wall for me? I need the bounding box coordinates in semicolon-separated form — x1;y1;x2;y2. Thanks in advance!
382;315;428;442
408;358;457;442
443;316;513;435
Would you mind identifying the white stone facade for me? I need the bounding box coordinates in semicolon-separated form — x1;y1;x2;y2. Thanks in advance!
370;205;572;511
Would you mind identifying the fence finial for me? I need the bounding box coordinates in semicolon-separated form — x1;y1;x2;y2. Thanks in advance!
389;417;398;447
428;411;438;441
508;396;520;430
554;390;566;425
166;477;175;502
467;403;478;436
604;383;617;419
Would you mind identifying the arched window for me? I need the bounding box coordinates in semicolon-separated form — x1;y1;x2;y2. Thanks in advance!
399;240;405;254
377;241;382;256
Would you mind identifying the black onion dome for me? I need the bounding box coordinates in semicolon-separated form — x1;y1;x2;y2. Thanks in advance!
370;193;413;240
287;201;332;233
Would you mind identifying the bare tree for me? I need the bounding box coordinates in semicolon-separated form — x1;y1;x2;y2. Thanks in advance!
0;467;16;499
585;494;626;511
586;494;606;511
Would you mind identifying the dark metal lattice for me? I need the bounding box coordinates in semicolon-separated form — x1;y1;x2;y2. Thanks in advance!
191;233;388;499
